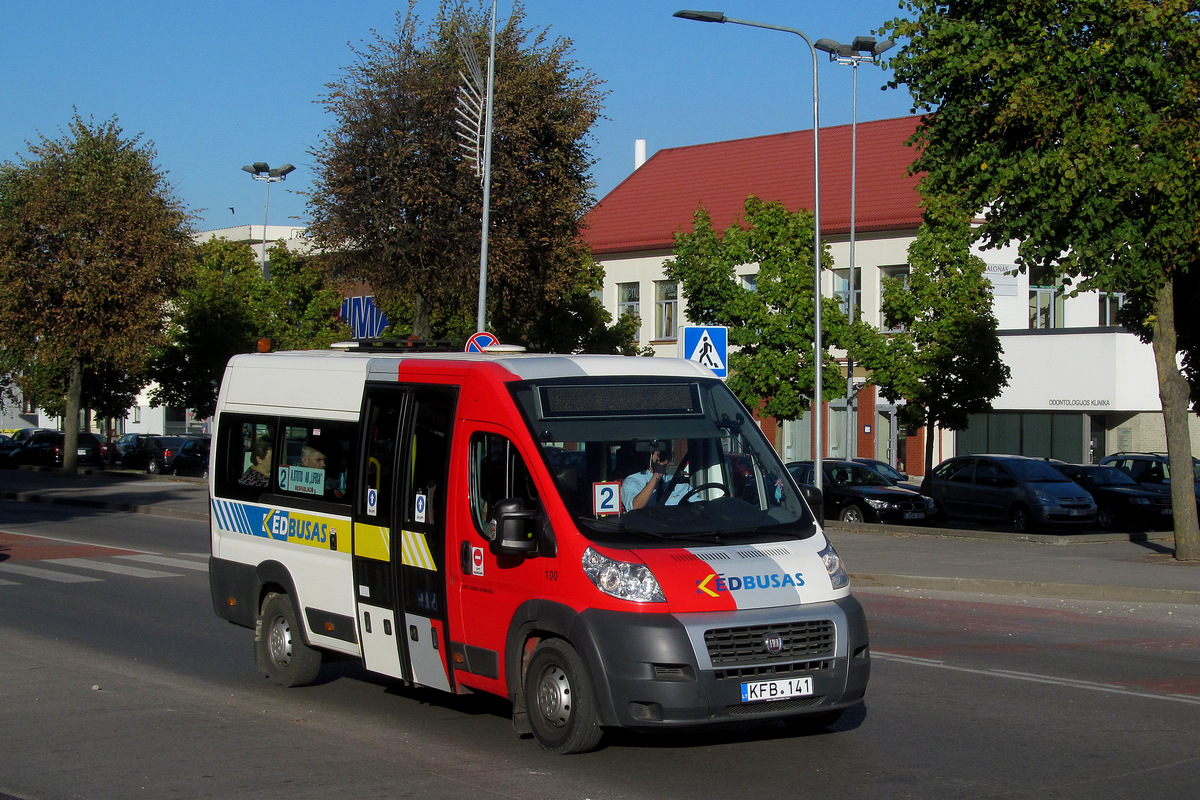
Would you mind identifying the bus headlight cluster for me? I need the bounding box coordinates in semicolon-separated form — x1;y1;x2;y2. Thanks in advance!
817;540;849;589
582;547;665;603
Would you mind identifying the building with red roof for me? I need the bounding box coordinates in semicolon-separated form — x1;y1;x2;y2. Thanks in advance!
580;115;1177;480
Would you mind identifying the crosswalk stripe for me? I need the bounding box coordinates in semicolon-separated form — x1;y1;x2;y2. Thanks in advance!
48;558;180;579
117;554;208;571
0;563;103;583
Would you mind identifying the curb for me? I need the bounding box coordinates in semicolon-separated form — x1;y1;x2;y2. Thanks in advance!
850;572;1200;606
0;490;208;522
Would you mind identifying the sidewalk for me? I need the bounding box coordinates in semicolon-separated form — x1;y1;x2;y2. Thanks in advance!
3;467;1198;605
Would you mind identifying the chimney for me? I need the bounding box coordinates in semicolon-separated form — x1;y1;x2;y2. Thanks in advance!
635;139;647;170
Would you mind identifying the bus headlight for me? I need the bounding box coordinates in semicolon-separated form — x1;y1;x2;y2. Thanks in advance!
582;547;665;603
817;540;849;589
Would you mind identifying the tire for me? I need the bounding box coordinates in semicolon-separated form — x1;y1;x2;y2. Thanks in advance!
839;504;865;524
524;639;603;754
1097;506;1115;530
147;458;160;475
1010;504;1033;534
256;592;322;688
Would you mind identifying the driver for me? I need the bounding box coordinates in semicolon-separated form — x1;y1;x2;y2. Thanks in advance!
621;445;692;511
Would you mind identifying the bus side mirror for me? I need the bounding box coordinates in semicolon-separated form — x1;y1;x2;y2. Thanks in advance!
489;498;540;558
801;485;824;525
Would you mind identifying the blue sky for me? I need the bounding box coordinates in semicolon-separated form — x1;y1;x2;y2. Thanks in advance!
0;1;917;231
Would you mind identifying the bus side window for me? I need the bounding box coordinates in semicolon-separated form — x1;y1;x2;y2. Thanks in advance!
469;433;538;538
214;415;275;499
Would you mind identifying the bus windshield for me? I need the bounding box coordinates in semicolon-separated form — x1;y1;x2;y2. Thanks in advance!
510;377;817;547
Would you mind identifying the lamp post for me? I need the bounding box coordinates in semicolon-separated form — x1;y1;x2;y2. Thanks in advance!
674;9;826;493
813;36;894;463
241;162;296;274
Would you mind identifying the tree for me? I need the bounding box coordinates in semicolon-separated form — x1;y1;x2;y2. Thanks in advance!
888;0;1200;560
668;197;864;439
308;0;630;352
861;196;1012;476
148;239;350;418
0;113;191;474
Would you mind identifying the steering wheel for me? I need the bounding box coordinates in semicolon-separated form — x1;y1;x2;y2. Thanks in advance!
680;482;730;503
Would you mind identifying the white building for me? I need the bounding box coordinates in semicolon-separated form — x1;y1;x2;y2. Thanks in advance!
580;116;1192;475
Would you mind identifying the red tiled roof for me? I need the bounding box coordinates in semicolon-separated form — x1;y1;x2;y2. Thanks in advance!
582;115;925;255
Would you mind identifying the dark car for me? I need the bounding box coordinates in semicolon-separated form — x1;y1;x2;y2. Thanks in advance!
853;457;923;491
0;433;16;457
171;436;211;478
1098;452;1200;501
788;459;938;524
921;454;1096;533
1052;463;1173;530
113;432;160;466
6;430;106;468
121;435;197;474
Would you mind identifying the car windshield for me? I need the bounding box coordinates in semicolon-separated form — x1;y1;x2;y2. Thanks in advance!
1004;459;1072;482
510;377;816;547
1085;467;1139;486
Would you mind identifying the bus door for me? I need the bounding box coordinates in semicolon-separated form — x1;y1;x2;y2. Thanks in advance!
354;385;457;691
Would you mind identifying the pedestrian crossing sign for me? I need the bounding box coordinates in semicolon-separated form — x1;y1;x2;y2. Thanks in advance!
682;326;728;378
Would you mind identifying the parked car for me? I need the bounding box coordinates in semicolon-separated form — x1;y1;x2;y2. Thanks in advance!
113;432;160;466
5;430;106;469
1052;463;1173;530
120;435;198;474
1098;452;1200;500
171;436;211;478
0;433;16;458
788;459;938;524
921;454;1097;533
853;457;923;491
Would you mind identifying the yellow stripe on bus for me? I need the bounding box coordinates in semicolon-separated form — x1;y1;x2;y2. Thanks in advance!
401;530;437;571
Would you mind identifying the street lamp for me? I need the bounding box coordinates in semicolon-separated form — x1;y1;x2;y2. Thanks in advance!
241;162;296;274
674;9;827;493
813;36;894;463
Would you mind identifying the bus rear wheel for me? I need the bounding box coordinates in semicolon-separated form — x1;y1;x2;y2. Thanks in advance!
256;592;322;687
524;639;603;754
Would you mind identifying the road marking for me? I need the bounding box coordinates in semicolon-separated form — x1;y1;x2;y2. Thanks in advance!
47;558;180;579
117;554;208;571
0;563;103;583
874;650;1200;706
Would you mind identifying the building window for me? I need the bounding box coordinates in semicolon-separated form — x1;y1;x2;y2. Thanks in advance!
1029;285;1064;329
1099;291;1125;327
834;269;862;318
654;280;677;340
741;273;758;292
617;282;640;329
880;265;910;331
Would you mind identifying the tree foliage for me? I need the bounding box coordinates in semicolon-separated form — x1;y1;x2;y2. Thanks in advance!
668;197;864;427
0;113;191;472
860;197;1011;475
308;0;630;352
887;0;1200;559
148;239;350;417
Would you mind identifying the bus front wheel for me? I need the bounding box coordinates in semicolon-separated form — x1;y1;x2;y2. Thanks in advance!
524;639;603;754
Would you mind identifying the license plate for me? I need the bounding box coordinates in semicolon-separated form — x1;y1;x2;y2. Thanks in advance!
77;448;88;456
1068;508;1088;516
1162;508;1173;515
904;511;923;520
741;675;813;702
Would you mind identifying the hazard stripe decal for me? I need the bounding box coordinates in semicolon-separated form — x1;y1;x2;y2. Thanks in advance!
401;530;437;571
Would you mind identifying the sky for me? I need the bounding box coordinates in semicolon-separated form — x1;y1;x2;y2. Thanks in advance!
0;1;918;232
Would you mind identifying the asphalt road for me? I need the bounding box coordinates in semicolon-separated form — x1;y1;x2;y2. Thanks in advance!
2;500;1199;800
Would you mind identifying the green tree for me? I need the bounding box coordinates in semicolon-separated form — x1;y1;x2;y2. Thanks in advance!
148;239;350;417
668;197;863;440
0;113;191;473
888;0;1200;560
861;197;1011;476
308;1;632;352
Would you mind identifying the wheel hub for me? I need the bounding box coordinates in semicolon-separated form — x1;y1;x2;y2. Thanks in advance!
536;666;572;728
268;616;293;666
